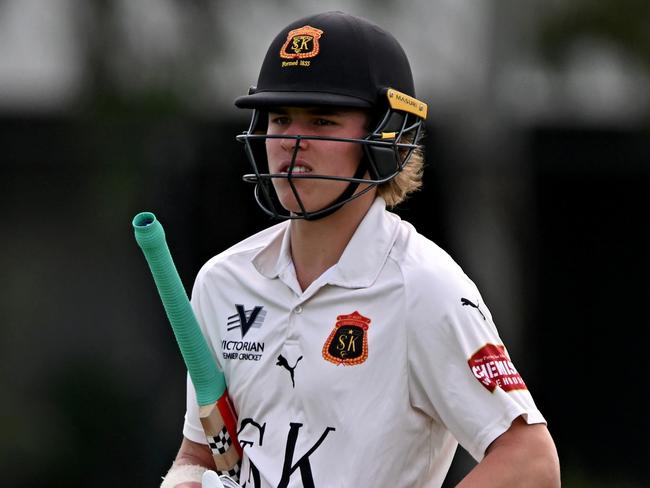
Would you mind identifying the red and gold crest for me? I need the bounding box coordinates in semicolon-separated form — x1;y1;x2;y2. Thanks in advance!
280;25;324;59
322;311;371;366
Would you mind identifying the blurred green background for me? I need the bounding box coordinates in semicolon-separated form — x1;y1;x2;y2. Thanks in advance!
1;1;648;486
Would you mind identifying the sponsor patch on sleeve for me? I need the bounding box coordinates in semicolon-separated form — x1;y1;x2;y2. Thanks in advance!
468;343;527;393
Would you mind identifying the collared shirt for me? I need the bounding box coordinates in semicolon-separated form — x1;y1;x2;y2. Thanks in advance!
184;197;545;488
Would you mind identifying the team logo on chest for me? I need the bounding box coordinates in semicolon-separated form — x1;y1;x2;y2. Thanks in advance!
322;311;371;366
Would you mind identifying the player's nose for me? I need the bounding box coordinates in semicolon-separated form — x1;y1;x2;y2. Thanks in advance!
280;135;308;152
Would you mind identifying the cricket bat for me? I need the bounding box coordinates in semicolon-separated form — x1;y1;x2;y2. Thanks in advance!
132;212;242;478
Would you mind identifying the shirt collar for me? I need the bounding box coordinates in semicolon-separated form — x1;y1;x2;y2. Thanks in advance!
328;197;400;288
251;220;292;279
252;197;400;289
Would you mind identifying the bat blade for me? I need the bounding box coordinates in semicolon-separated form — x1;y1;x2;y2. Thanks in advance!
200;391;242;474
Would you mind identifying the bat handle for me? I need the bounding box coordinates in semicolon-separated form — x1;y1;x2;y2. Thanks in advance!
132;211;242;478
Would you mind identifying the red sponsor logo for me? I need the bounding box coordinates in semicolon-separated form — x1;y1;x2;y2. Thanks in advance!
468;344;527;393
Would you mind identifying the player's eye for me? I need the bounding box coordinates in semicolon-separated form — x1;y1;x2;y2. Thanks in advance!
269;115;290;126
313;118;336;126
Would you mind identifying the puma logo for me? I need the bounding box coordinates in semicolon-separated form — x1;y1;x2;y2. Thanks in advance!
461;297;486;321
276;354;303;388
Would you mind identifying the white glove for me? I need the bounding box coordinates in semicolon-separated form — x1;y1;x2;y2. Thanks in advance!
201;470;242;488
201;470;225;488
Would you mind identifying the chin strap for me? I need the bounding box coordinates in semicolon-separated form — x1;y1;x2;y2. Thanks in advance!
299;159;369;221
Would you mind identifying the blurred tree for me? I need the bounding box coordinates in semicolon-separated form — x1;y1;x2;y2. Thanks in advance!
76;0;221;117
538;0;650;68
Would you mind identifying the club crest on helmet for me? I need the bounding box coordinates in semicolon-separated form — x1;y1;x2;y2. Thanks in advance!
280;25;324;60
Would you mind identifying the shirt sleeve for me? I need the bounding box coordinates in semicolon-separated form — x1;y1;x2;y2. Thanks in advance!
405;259;546;461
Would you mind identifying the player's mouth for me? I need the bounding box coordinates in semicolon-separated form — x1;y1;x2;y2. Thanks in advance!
280;162;312;174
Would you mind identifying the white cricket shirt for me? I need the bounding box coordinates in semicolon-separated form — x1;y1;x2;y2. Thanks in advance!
183;197;545;488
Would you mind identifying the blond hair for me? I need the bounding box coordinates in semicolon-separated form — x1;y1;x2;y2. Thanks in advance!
377;132;425;208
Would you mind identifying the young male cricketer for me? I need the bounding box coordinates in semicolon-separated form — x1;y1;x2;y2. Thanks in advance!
161;11;560;488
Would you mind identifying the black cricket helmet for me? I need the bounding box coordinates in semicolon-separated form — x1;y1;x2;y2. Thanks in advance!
235;11;427;220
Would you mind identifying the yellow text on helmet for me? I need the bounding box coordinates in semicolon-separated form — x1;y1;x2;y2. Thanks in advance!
386;89;428;119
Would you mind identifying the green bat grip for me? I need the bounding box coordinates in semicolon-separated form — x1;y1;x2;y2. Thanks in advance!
132;211;225;406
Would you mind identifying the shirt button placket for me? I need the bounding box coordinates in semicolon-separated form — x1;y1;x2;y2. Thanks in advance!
287;303;303;342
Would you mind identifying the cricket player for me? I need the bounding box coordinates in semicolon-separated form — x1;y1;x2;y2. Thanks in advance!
161;11;560;488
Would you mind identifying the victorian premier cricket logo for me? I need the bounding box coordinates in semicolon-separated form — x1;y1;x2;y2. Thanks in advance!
222;304;267;361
